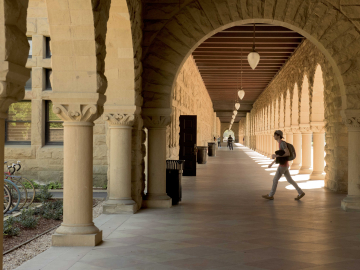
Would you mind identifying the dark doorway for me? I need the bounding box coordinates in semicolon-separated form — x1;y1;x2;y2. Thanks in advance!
179;115;197;176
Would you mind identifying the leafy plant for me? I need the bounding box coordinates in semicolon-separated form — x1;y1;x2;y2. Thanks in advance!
35;185;53;203
47;182;62;189
3;217;20;236
23;179;40;189
35;200;63;220
102;184;107;189
17;209;39;228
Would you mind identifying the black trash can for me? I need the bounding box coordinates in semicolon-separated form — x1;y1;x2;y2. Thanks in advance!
197;146;208;164
166;160;185;205
208;142;216;156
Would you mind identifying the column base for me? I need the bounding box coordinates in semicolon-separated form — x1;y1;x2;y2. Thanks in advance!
52;231;102;246
341;196;360;212
299;167;312;174
103;199;138;214
142;194;172;208
309;172;325;180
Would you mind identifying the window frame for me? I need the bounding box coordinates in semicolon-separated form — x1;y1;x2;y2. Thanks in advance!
25;69;32;90
44;68;52;90
45;101;63;146
45;36;51;58
28;37;32;59
5;100;32;145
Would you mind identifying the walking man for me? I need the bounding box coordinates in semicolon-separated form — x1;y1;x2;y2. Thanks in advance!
227;135;234;150
217;135;221;147
262;130;305;200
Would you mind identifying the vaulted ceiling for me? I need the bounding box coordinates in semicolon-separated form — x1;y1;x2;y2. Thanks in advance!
192;23;305;123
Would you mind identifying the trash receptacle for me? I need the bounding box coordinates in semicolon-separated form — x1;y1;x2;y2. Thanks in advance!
208;142;216;156
166;160;185;205
197;146;208;164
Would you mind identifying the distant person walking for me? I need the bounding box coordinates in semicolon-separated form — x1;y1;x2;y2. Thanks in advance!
227;135;234;150
217;136;221;147
262;130;305;201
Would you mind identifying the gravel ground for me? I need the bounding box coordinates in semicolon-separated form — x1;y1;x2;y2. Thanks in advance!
3;200;105;270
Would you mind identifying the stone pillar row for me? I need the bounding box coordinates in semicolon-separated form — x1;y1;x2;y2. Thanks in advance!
142;113;172;208
291;126;302;170
341;110;360;211
299;124;312;174
52;104;103;246
103;113;137;214
310;123;325;180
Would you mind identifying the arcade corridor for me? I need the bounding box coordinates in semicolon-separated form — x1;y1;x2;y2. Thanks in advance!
16;144;360;270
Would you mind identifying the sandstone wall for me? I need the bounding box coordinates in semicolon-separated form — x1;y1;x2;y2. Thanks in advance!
166;55;216;159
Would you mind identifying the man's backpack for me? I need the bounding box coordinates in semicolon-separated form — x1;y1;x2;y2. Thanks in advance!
286;142;296;161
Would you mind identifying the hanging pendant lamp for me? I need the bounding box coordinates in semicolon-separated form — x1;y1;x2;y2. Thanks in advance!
248;23;260;70
233;110;237;115
232;115;235;119
235;103;240;110
238;49;245;100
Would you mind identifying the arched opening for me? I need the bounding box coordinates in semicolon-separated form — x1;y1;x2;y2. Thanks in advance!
223;129;235;142
312;65;325;123
292;84;299;126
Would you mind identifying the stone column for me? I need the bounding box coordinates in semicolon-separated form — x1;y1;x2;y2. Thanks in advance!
52;104;102;246
299;125;313;174
291;126;302;170
310;123;325;180
284;128;293;166
103;113;137;214
267;133;272;158
142;114;172;208
341;111;360;211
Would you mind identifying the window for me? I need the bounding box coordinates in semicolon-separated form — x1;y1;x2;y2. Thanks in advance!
45;37;51;58
45;69;52;90
28;37;32;58
5;101;32;145
46;101;63;145
25;69;32;90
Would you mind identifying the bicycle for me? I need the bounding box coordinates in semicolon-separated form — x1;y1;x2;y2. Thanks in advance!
4;179;21;213
3;184;12;213
12;161;36;208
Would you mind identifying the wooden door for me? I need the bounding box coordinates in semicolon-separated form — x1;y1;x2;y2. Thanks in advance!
179;115;197;176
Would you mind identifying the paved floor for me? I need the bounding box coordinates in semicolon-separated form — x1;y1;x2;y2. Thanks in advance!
16;144;360;270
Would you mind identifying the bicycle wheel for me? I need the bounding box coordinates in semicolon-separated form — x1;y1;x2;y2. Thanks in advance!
12;179;27;210
20;177;35;207
4;185;12;214
5;179;21;213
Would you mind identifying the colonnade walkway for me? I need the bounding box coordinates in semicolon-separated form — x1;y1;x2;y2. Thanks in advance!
17;144;360;270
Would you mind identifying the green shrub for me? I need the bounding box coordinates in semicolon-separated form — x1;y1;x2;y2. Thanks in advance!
35;200;63;220
17;208;39;228
3;217;20;236
35;185;53;202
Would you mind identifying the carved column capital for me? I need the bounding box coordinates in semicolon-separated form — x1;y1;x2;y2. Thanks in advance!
310;122;325;133
341;110;360;131
103;113;135;127
284;127;293;134
52;103;103;123
143;115;171;129
299;124;312;134
291;125;300;134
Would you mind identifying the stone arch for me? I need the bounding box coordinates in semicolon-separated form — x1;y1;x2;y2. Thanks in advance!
104;0;136;108
292;84;299;126
141;1;360;114
285;89;291;127
311;65;325;123
45;0;110;107
300;75;310;125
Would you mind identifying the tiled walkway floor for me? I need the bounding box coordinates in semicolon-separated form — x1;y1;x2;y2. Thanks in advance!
16;144;360;270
